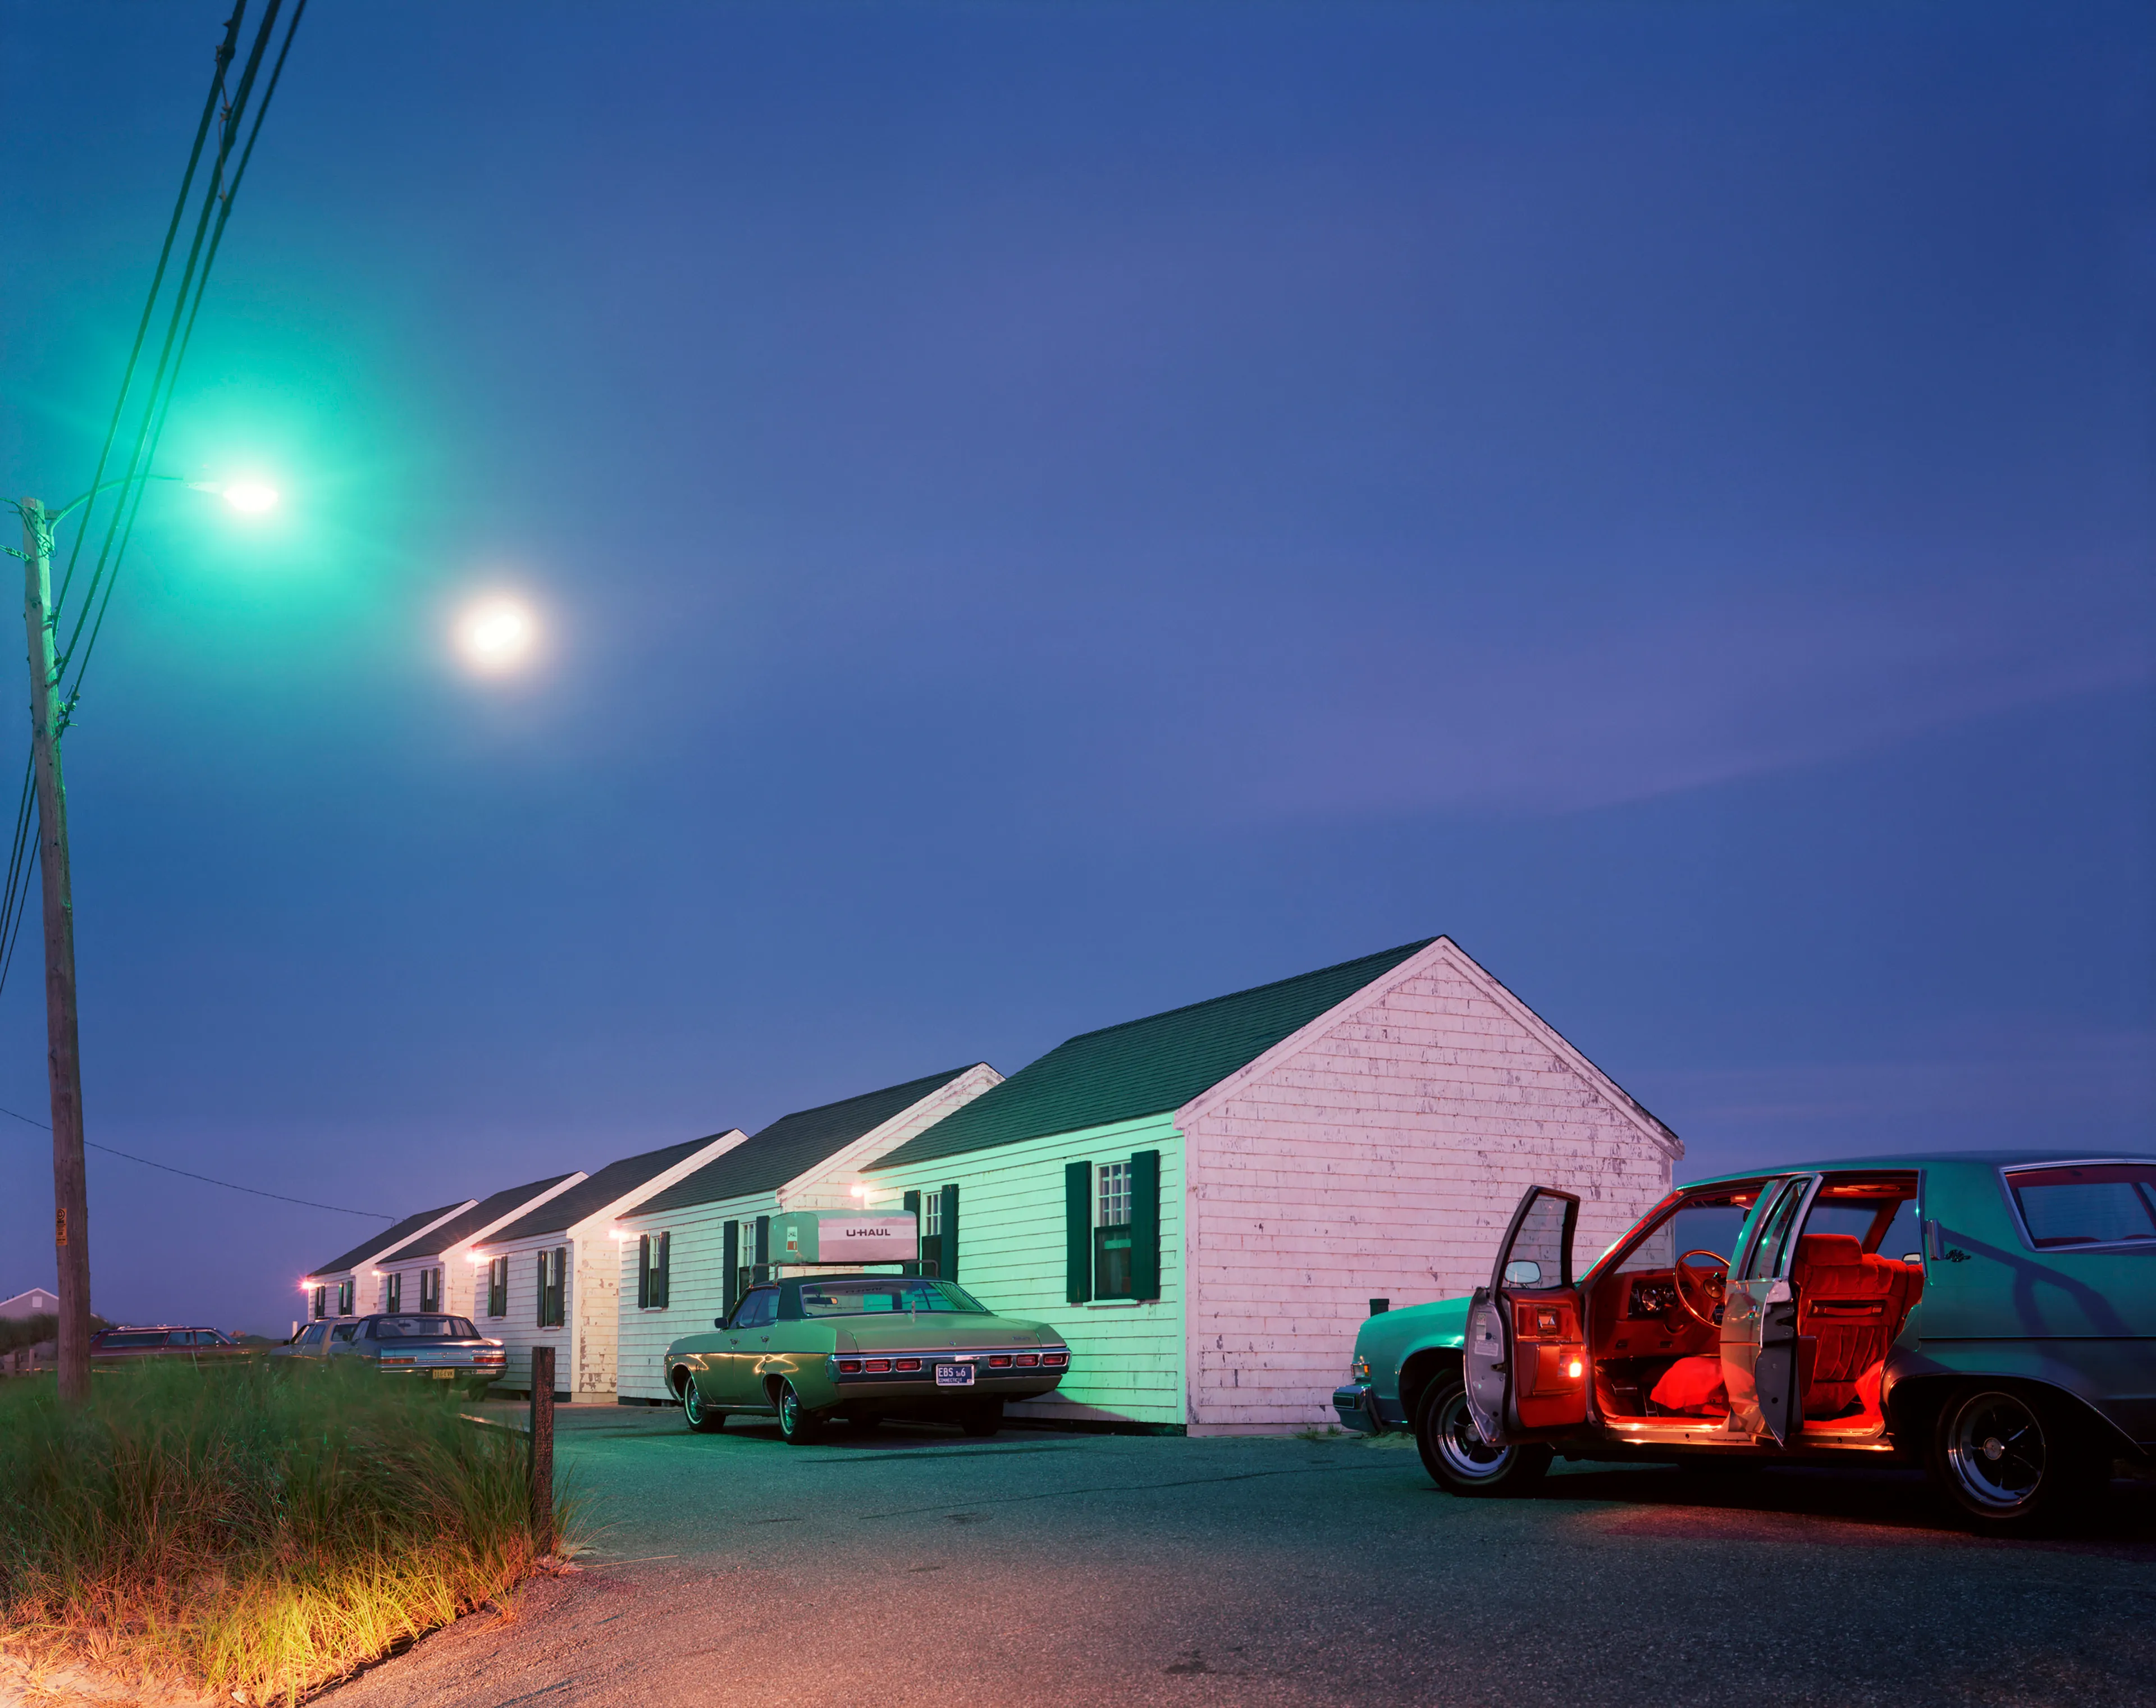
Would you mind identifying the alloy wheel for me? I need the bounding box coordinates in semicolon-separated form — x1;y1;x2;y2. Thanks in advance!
1433;1386;1515;1485
1943;1390;2047;1512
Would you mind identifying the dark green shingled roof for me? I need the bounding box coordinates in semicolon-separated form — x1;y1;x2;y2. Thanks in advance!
866;939;1437;1172
486;1139;724;1243
309;1200;474;1280
392;1175;581;1259
636;1067;983;1216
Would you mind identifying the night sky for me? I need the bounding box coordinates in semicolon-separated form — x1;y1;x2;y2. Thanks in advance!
3;2;2150;1333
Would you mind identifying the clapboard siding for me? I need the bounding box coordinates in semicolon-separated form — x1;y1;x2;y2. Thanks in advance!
871;1115;1185;1428
480;1235;571;1395
1183;943;1677;1432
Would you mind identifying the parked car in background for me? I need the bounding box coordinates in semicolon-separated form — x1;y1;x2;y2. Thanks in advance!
271;1314;506;1396
1335;1152;2154;1531
663;1273;1072;1442
90;1326;253;1366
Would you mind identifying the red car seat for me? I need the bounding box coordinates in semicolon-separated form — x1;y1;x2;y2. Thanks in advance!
1789;1234;1921;1418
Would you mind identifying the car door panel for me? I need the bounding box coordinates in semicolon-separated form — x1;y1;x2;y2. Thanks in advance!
1464;1186;1587;1446
1720;1174;1818;1446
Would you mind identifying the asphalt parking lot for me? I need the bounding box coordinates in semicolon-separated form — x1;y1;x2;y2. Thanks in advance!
328;1405;2156;1708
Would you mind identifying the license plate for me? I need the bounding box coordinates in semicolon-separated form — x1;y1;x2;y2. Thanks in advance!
431;1368;456;1381
934;1363;975;1387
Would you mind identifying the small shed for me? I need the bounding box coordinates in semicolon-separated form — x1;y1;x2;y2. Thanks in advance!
863;935;1681;1433
302;1200;476;1323
373;1173;584;1321
472;1134;744;1401
615;1065;1002;1404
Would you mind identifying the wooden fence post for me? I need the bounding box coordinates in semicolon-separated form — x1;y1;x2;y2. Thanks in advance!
528;1345;555;1554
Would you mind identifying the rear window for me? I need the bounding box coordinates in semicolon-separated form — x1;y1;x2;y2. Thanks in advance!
797;1279;988;1318
369;1316;477;1339
2007;1163;2156;1250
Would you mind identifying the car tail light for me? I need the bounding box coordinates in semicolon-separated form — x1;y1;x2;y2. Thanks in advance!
1041;1350;1067;1368
987;1354;1013;1368
835;1359;862;1375
895;1358;921;1372
476;1351;504;1364
865;1359;892;1373
380;1355;413;1366
1016;1353;1040;1367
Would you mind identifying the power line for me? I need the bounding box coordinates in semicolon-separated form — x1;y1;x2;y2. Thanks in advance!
67;0;312;712
0;1101;392;1218
52;4;247;625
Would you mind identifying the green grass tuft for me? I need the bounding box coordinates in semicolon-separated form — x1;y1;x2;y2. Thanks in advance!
0;1360;568;1704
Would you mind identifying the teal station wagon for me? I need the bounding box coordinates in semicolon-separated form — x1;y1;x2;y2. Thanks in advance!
1334;1152;2154;1529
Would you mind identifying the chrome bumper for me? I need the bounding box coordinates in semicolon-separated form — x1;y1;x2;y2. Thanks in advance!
1332;1383;1381;1435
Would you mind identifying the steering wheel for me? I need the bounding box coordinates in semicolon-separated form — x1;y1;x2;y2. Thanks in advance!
1671;1250;1729;1328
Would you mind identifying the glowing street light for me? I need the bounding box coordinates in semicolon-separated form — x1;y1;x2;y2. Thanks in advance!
457;595;538;674
211;477;280;514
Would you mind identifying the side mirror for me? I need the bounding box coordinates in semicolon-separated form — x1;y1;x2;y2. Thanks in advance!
1503;1259;1543;1286
714;1317;727;1329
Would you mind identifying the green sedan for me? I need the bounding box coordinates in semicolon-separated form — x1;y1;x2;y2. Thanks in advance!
663;1273;1072;1444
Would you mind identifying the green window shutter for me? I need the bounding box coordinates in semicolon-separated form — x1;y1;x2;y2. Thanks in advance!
754;1214;770;1282
722;1222;740;1314
903;1190;923;1277
941;1184;960;1282
535;1253;546;1326
1065;1161;1092;1304
1130;1150;1161;1301
657;1231;670;1309
637;1235;650;1309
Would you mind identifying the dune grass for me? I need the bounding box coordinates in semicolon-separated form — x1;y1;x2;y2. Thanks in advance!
0;1360;570;1704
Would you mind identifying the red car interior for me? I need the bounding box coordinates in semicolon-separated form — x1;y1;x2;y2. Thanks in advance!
1590;1180;1922;1430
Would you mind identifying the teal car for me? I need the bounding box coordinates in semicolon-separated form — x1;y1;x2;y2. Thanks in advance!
1334;1152;2154;1530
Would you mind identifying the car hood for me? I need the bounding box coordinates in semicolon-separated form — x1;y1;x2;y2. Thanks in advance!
1353;1293;1472;1371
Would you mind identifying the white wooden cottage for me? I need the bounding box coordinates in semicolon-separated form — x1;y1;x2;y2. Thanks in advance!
302;1200;475;1323
615;1066;1002;1404
372;1173;584;1321
470;1135;743;1401
863;935;1682;1433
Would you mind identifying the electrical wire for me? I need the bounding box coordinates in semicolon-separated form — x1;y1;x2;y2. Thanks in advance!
66;0;312;713
52;5;247;625
0;755;37;1006
60;4;277;700
0;1101;393;1219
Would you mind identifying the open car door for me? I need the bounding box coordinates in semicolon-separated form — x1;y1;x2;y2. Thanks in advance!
1464;1186;1587;1447
1719;1173;1819;1447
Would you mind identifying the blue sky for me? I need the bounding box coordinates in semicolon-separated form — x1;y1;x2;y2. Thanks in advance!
2;2;2150;1331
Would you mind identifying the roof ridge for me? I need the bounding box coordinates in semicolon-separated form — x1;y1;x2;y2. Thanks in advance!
754;1066;979;1133
1053;938;1440;1047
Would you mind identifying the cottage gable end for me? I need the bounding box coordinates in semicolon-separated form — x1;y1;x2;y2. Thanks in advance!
1177;936;1680;1433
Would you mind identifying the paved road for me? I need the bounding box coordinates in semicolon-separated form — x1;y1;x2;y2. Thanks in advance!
330;1406;2156;1708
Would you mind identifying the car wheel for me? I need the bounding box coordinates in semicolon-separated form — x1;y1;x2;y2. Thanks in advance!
960;1400;1003;1438
776;1380;823;1445
680;1371;725;1434
1926;1383;2105;1531
1415;1374;1552;1497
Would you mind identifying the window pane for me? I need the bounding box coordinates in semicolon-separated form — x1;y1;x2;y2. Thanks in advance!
1737;1180;1810;1281
1099;1162;1131;1228
924;1193;942;1236
1095;1226;1134;1297
1507;1193;1569;1282
2011;1164;2156;1248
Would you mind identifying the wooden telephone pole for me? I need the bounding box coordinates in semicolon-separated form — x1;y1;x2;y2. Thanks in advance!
19;498;92;1404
